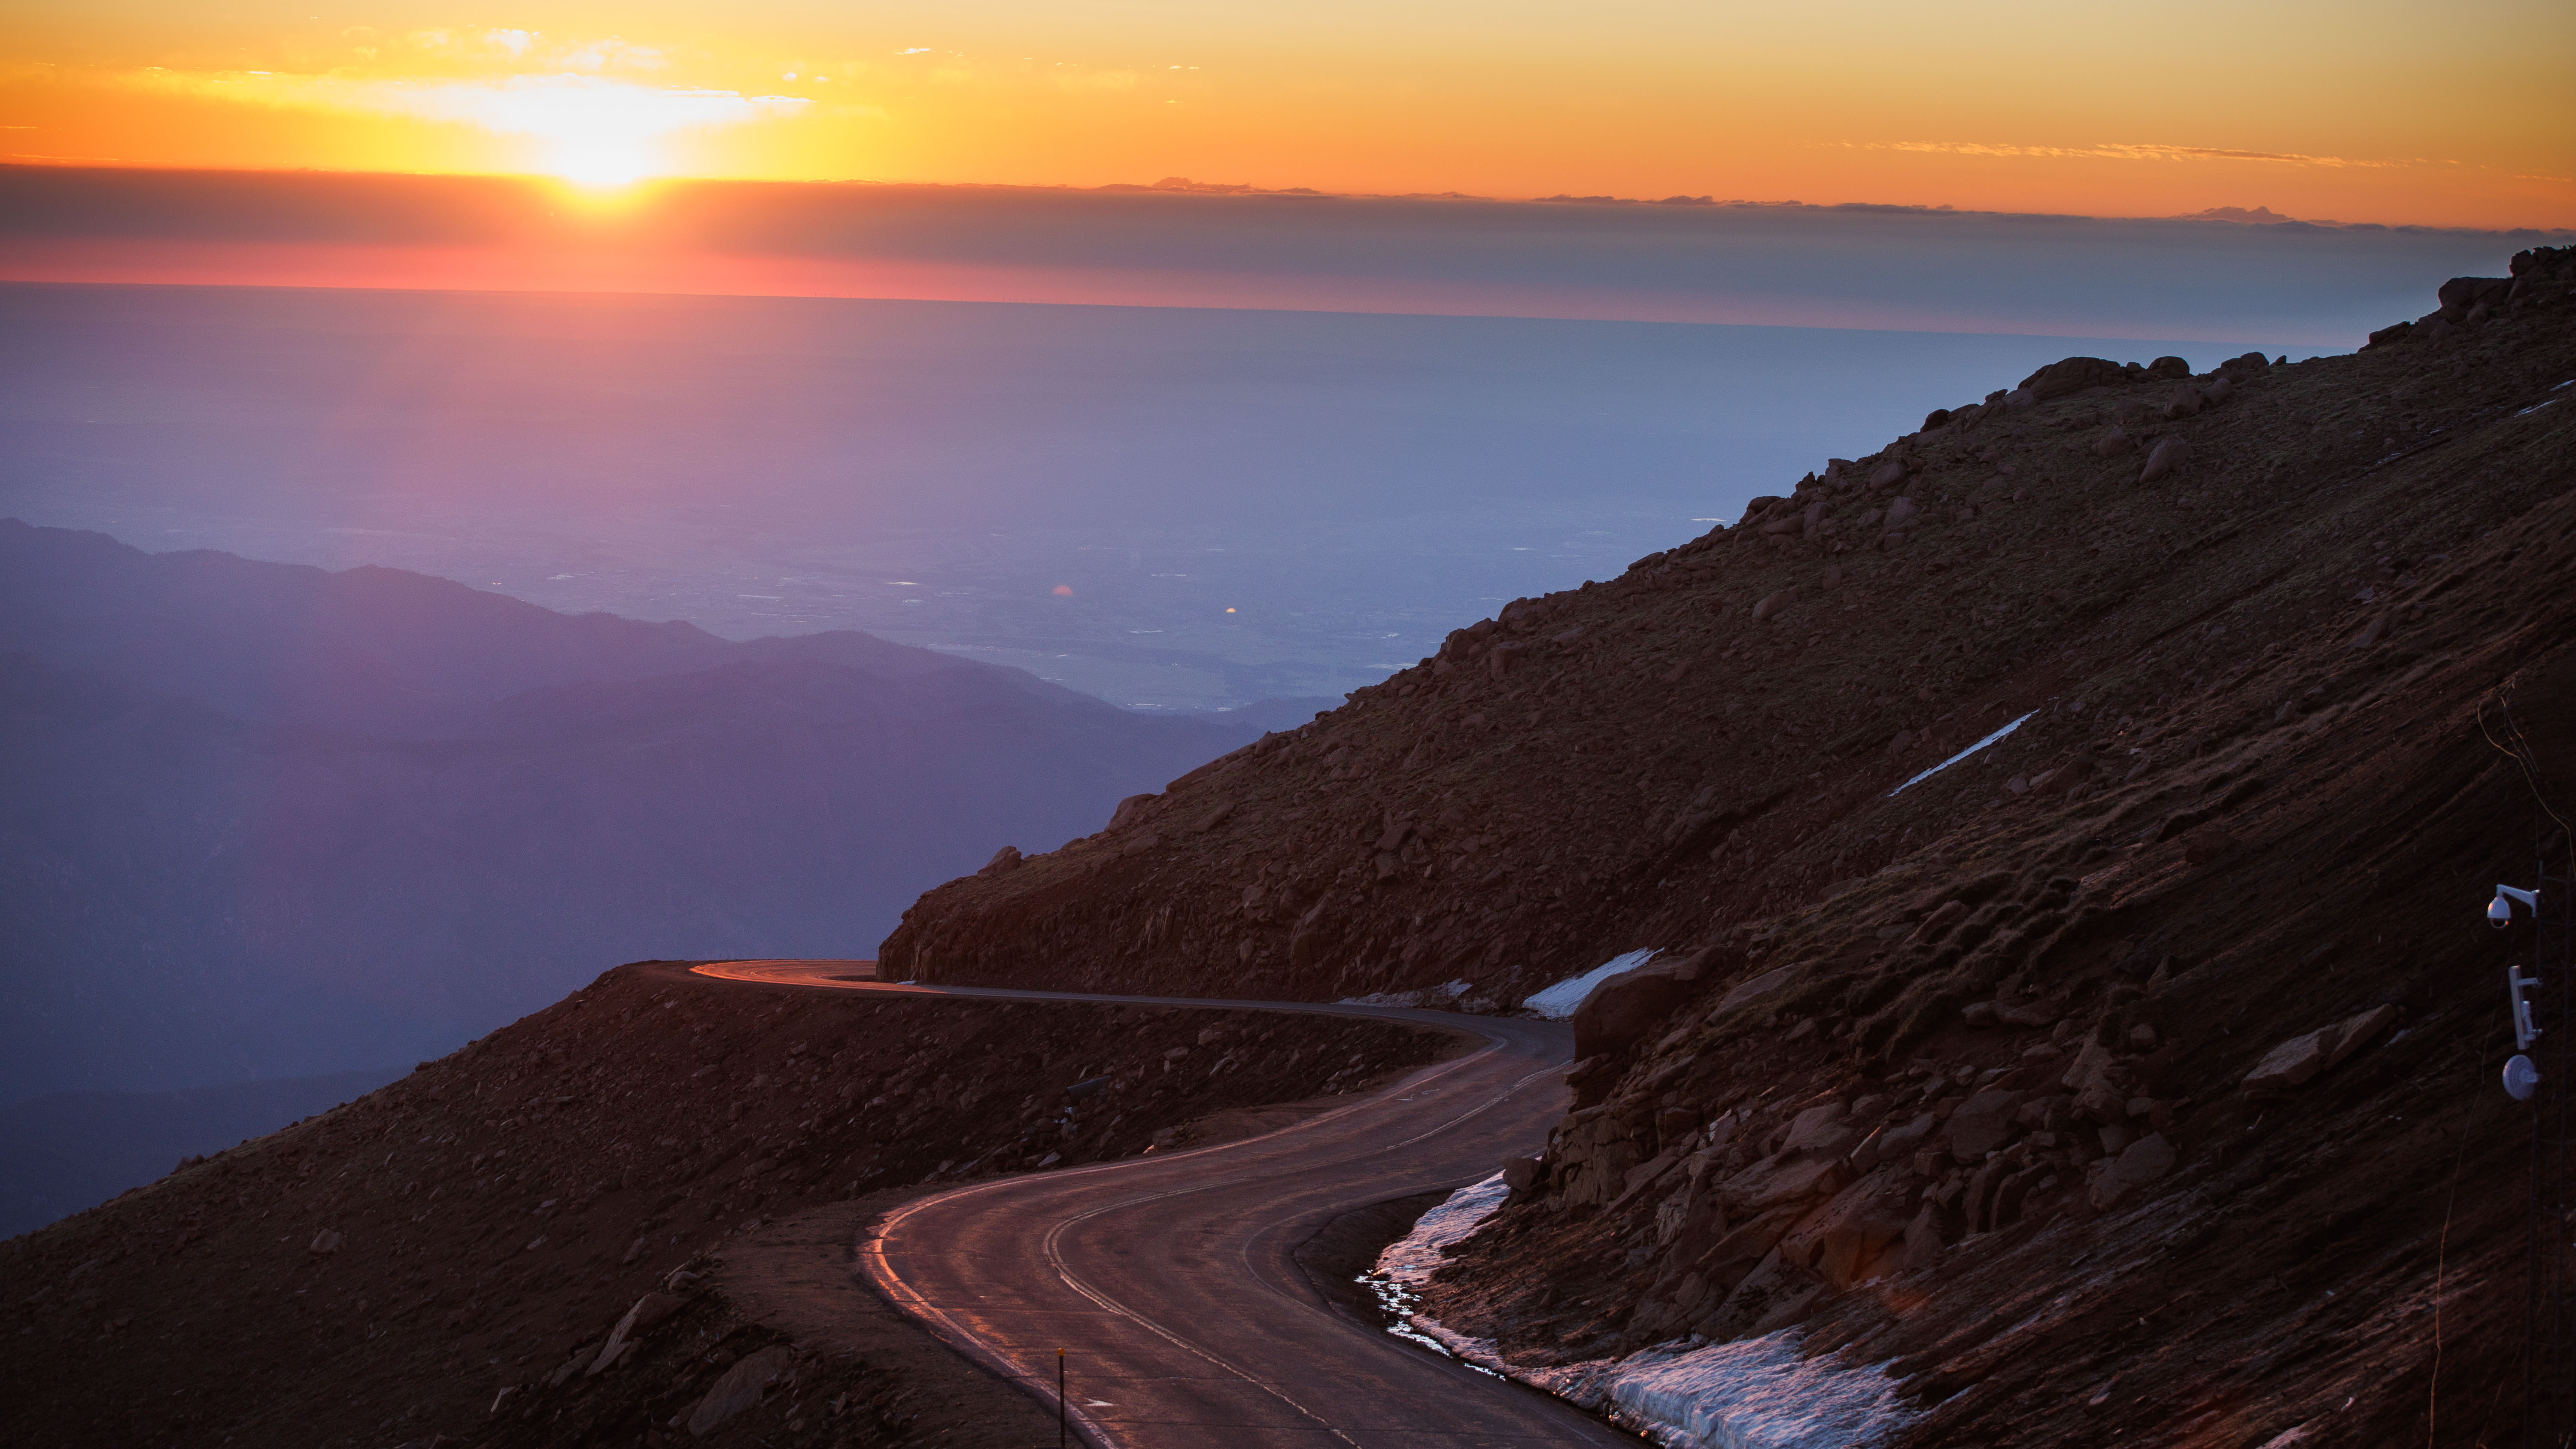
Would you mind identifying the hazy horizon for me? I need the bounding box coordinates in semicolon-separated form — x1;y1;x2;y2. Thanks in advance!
3;279;2347;709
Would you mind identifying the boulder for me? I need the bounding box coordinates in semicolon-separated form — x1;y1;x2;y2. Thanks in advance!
2031;763;2083;796
1288;899;1334;972
1884;496;1920;529
2201;375;2235;404
1912;899;1968;941
2140;434;2192;484
307;1229;343;1255
2146;356;2192;380
975;845;1023;878
1905;1198;1963;1263
1854;1112;1937;1172
1501;1156;1543;1194
2018;355;2129;400
1752;587;1798;621
1714;965;1797;1015
1572;954;1704;1058
1716;1154;1850;1215
1106;793;1158;831
2162;386;2205;421
1610;1151;1683;1211
1782;1169;1917;1287
589;1291;688;1377
1868;459;1909;488
1780;1101;1856;1157
2242;1004;2399;1091
548;1346;599;1386
2060;1038;2128;1121
1708;1246;1830;1339
2089;1132;2176;1210
1997;999;2061;1029
685;1345;793;1437
2092;428;2136;458
1945;1088;2025;1159
2438;276;2512;322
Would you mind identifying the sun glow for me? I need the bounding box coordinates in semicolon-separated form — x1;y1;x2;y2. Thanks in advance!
127;69;808;186
8;1;2563;228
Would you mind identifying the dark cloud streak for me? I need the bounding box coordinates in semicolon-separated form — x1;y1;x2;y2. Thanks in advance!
3;164;2564;343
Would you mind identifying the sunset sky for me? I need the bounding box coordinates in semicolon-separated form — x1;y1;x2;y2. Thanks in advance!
5;0;2570;229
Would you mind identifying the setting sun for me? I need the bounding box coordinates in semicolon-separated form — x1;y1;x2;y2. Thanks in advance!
0;1;2562;226
117;68;811;187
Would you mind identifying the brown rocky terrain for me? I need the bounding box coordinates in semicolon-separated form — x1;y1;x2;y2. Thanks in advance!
885;244;2576;1443
0;963;1462;1447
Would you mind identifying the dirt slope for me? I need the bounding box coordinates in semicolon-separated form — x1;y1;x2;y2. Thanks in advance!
882;246;2576;1444
0;963;1460;1447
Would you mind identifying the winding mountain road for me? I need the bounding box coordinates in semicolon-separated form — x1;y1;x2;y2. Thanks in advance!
690;959;1633;1448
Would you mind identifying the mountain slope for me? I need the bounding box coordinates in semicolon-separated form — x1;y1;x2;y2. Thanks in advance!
0;962;1459;1447
0;532;1263;1103
878;247;2576;1443
880;254;2573;1009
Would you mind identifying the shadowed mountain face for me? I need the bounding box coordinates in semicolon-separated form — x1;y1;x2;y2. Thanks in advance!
0;520;1260;1102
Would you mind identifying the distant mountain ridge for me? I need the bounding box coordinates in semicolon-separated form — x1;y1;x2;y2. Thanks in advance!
0;520;1260;1105
0;519;1101;738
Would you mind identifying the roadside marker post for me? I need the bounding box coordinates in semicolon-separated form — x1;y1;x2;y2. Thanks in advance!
1058;1348;1067;1449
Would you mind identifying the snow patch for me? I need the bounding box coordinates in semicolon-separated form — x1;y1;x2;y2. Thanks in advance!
1528;1335;1920;1449
1523;949;1656;1019
1368;1181;1920;1448
1375;1174;1509;1286
1887;711;2033;797
1364;1175;1510;1371
1338;978;1480;1010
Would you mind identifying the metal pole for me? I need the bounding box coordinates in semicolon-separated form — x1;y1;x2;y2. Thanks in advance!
1059;1348;1067;1449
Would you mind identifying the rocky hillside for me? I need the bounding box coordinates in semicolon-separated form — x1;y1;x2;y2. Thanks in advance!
884;248;2572;1009
0;965;1460;1447
887;245;2576;1444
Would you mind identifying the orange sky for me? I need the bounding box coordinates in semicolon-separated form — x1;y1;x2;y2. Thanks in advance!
3;1;2570;229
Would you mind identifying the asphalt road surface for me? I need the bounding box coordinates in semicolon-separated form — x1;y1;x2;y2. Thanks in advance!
691;959;1637;1448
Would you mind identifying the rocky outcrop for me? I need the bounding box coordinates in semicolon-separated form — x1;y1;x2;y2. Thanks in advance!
1572;954;1701;1060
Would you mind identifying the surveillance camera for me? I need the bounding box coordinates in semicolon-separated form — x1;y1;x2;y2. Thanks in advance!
2490;895;2514;929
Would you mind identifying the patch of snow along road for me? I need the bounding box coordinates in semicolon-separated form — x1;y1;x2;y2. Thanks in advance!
1523;949;1657;1018
1370;1178;1920;1449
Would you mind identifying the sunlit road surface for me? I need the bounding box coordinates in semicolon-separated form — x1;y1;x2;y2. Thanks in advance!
691;960;1632;1448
